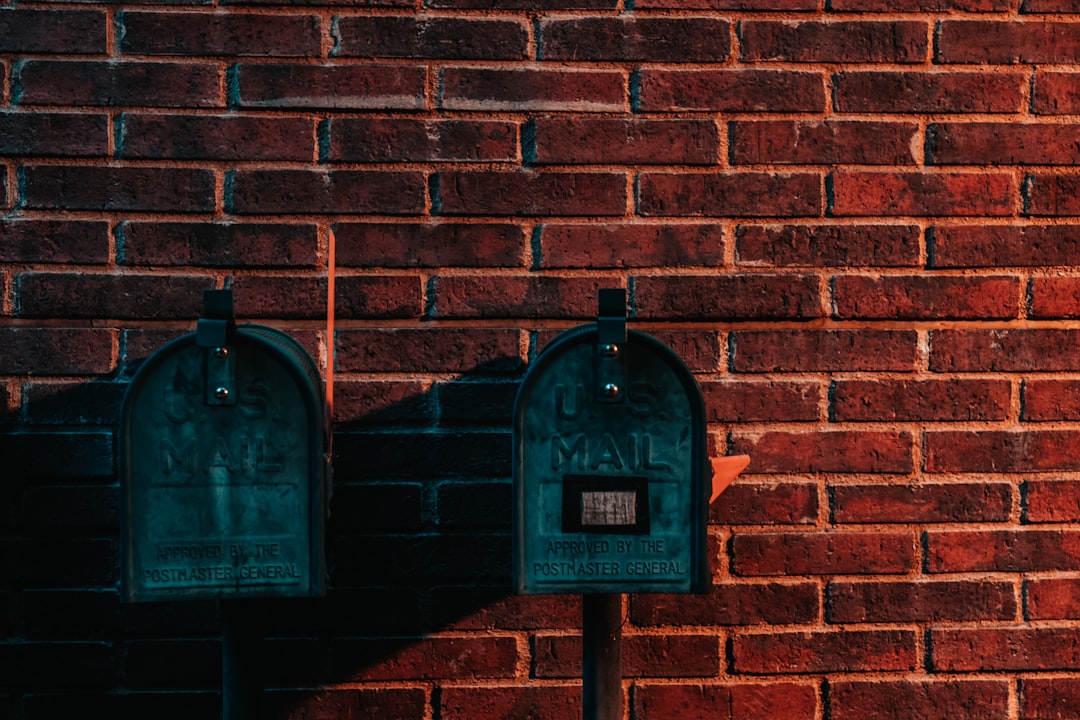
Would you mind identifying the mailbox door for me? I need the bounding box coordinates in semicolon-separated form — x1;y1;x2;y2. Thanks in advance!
121;328;326;602
514;327;708;594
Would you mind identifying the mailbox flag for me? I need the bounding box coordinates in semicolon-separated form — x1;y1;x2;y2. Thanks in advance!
710;455;750;503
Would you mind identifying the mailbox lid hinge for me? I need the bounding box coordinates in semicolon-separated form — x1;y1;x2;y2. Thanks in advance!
595;288;626;404
197;289;237;406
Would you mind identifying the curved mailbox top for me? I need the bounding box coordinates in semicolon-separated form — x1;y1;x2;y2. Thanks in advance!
513;324;709;595
120;325;327;602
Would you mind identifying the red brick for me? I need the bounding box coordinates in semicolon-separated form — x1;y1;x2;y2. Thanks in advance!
832;482;1012;523
1025;379;1080;421
335;328;525;373
120;114;315;161
930;225;1080;267
440;686;579;720
632;581;819;626
0;328;114;375
266;689;426;720
441;67;625;112
432;588;579;630
636;273;822;320
232;274;421;319
122;222;317;268
644;329;722;373
16;61;222;108
828;580;1016;623
120;11;320;56
438;171;626;216
830;680;1010;720
711;482;820;526
741;21;927;63
732;430;914;474
231;169;425;215
830;171;1016;216
2;537;115;586
732;329;918;372
333;380;432;425
835;275;1019;320
1026;173;1080;216
535;634;719;678
539;223;724;268
541;17;729;61
0;220;109;264
633;682;818;720
732;120;917;165
24;165;215;213
639;172;820;217
24;693;218;719
932;627;1080;671
434;275;610;319
929;122;1080;165
328;118;517;163
638;69;825;112
737;224;920;267
833;71;1026;113
1025;0;1080;8
333;636;517;680
0;112;107;156
532;118;719;165
732;629;917;674
832;0;1006;8
927;430;1080;473
833;378;1010;422
0;9;106;53
334;222;525;267
1034;71;1080;114
1025;479;1080;521
731;531;915;575
637;0;814;7
927;530;1080;572
335;16;527;59
237;63;425;110
1027;578;1080;620
332;532;512;581
429;0;616;8
1031;277;1080;318
17;272;212;320
702;380;820;423
938;21;1080;64
930;329;1080;372
1022;678;1080;720
19;484;119;529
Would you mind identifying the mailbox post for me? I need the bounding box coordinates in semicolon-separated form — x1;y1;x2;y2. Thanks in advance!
120;290;329;718
514;289;723;719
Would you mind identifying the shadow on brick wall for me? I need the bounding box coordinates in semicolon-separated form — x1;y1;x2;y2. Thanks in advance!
0;354;582;719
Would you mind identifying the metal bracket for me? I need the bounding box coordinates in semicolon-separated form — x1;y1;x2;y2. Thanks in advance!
595;288;626;404
198;289;237;406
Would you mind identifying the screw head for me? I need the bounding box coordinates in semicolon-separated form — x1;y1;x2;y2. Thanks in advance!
601;344;620;358
214;347;229;359
602;383;620;399
214;387;230;400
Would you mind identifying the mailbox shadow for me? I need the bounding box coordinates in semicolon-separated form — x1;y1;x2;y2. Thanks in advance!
256;358;583;717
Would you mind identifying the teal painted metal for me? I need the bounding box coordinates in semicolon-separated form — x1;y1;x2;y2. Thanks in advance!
513;307;709;594
121;318;328;602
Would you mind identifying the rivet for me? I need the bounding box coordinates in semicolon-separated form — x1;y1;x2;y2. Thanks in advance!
215;387;230;400
601;344;620;358
215;347;229;359
602;383;620;399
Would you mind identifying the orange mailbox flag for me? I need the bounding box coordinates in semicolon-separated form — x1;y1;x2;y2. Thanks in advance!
710;455;750;503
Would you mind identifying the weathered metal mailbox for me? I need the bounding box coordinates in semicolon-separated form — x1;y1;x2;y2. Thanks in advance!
121;290;328;602
513;290;709;594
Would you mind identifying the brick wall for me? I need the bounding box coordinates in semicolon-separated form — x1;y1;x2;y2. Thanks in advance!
3;0;1080;718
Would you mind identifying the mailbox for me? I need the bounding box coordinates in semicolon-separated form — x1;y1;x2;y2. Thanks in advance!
513;290;709;594
120;291;328;602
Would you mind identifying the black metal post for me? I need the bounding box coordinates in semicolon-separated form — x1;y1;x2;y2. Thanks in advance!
582;593;622;720
222;600;262;720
